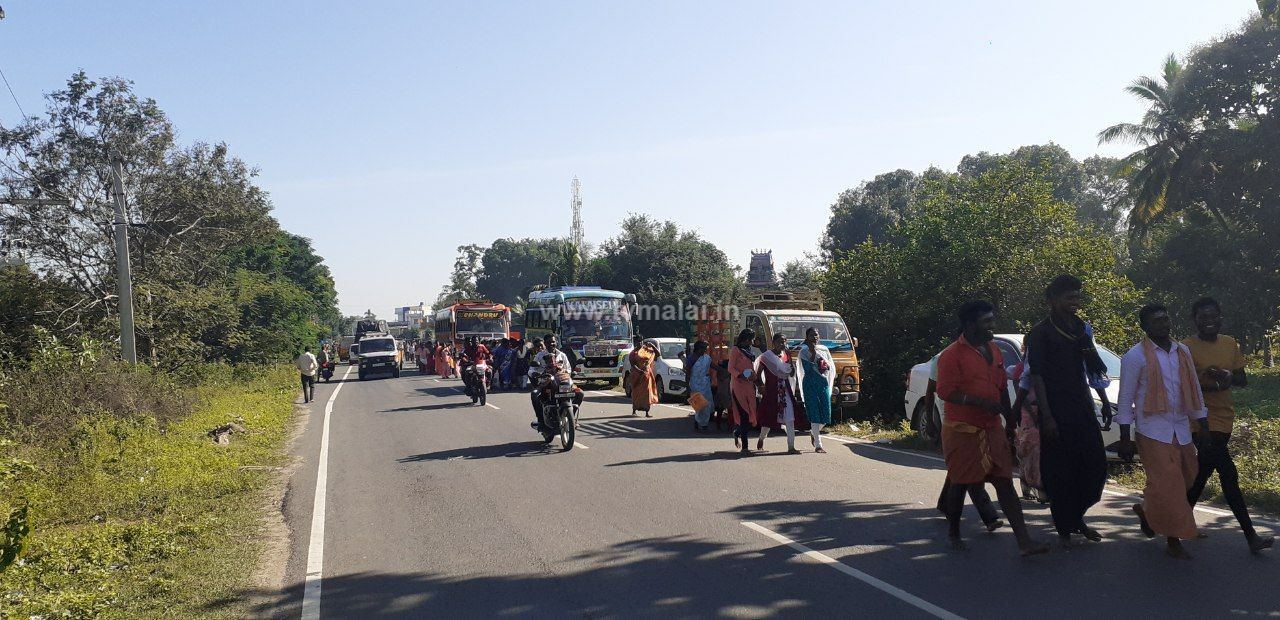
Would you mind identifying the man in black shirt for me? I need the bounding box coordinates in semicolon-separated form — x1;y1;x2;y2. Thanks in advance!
1025;274;1109;548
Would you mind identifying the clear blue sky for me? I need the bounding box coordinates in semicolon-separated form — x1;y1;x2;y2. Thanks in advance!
0;1;1259;316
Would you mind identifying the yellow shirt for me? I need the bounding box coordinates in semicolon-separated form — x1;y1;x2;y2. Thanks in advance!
1182;335;1246;433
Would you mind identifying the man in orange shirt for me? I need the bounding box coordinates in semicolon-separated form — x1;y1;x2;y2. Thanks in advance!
936;300;1048;556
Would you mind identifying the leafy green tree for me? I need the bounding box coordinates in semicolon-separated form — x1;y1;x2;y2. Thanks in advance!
476;238;563;305
0;266;62;361
820;169;937;260
0;73;338;365
590;215;739;337
778;259;818;291
434;244;484;309
821;162;1145;415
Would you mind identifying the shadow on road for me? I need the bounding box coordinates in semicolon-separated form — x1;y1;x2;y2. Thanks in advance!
397;441;560;462
415;386;467;398
380;402;469;413
232;495;1280;619
606;450;798;466
225;530;836;618
835;441;947;472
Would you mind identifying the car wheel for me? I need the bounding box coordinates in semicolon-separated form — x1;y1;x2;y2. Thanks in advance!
623;372;632;397
656;378;667;403
358;370;366;381
913;401;940;445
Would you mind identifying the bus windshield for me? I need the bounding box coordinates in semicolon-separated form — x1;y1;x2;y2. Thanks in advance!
560;298;631;340
768;315;853;350
456;311;508;334
561;314;631;340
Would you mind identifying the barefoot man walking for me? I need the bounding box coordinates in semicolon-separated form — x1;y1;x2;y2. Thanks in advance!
1117;303;1211;559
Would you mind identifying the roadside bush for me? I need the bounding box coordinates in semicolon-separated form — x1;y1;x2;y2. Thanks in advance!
0;335;192;443
0;359;297;618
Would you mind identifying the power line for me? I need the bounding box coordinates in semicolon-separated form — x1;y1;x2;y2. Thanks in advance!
0;64;27;121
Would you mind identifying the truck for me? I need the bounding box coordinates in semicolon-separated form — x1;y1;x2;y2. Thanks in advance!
694;291;862;418
355;319;387;342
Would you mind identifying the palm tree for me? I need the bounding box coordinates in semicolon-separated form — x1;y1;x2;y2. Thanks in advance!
1097;54;1206;233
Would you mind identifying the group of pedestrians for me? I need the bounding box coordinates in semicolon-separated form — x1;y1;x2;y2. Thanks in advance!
414;337;539;389
935;274;1273;558
681;327;839;455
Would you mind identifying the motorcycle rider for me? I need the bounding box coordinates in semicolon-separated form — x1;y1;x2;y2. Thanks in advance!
529;334;583;432
459;336;491;392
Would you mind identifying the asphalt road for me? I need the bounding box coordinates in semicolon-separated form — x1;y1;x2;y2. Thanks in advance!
258;362;1280;619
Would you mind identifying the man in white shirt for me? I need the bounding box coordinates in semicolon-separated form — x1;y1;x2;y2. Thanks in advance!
294;347;319;403
528;334;580;432
1116;303;1210;559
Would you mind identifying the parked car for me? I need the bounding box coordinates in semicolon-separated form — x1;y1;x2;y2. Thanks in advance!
622;337;688;402
903;333;1125;456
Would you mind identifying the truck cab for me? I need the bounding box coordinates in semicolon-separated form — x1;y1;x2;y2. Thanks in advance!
711;291;862;415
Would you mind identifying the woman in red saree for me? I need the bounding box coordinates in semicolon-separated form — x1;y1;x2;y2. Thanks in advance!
729;329;761;455
629;337;660;417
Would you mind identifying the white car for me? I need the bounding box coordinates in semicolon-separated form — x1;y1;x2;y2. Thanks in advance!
903;333;1125;456
622;337;688;402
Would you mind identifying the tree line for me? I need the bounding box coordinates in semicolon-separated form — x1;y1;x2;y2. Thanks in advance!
0;72;340;367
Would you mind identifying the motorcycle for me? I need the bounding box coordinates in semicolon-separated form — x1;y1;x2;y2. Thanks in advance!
534;368;580;451
464;360;491;406
319;361;334;383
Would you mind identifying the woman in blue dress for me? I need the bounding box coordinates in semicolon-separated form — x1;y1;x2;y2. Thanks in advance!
687;341;715;432
797;327;837;453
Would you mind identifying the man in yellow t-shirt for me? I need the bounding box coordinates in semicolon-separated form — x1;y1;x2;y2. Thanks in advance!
1182;297;1273;554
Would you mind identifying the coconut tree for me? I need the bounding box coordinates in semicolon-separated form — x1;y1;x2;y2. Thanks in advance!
1095;53;1203;231
1097;54;1226;234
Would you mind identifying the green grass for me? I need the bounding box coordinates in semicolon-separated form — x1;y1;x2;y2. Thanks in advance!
827;419;939;452
1236;366;1280;421
0;365;297;619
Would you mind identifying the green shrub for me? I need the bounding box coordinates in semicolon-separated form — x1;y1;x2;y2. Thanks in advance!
0;362;297;618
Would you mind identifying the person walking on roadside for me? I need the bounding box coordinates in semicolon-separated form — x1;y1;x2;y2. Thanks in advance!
729;329;761;455
936;300;1049;556
798;327;837;453
629;336;660;417
926;347;1003;530
1025;274;1109;548
1181;297;1274;554
757;332;808;454
295;346;319;403
687;340;715;432
1117;303;1211;559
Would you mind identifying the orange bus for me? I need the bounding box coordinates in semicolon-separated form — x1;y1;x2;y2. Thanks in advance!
433;300;512;345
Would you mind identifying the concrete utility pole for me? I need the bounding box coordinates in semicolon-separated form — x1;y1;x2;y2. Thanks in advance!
111;158;137;364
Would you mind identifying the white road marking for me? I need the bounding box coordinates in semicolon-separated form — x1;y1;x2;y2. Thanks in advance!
741;521;964;620
301;365;353;620
486;402;501;410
